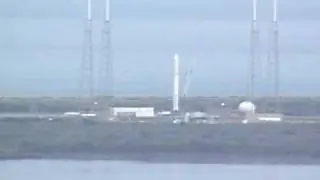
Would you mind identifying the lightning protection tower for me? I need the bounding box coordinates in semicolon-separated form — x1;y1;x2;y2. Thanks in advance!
272;0;280;113
248;0;259;100
265;0;280;113
97;0;113;119
80;0;94;111
99;0;113;97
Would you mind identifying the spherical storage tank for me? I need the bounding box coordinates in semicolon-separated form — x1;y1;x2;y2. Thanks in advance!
238;101;256;113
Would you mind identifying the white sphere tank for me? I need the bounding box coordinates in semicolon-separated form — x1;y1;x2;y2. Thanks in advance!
238;101;256;113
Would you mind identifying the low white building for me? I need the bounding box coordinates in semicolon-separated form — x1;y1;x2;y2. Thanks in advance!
112;107;155;117
256;113;283;122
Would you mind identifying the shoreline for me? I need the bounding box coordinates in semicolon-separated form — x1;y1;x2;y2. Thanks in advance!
1;152;320;165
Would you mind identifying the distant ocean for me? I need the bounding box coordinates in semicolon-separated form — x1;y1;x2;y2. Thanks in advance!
1;160;320;180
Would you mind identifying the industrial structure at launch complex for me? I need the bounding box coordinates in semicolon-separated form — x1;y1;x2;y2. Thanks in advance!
63;52;283;124
59;0;286;124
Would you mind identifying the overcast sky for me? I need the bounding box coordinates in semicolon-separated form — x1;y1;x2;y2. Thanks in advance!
0;0;320;96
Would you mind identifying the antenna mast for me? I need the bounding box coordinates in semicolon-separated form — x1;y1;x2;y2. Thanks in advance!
80;0;94;99
248;0;259;100
99;0;113;97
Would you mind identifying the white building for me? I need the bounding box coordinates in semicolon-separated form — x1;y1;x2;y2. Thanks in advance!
256;113;283;122
112;107;155;118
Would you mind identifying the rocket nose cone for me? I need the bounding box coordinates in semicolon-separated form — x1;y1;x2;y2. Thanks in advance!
174;53;179;60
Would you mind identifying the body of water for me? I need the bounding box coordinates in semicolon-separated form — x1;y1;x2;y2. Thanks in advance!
0;160;320;180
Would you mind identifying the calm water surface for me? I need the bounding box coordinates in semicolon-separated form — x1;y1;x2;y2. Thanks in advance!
0;160;320;180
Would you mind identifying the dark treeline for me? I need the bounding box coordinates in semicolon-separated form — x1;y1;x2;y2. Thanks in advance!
0;96;320;116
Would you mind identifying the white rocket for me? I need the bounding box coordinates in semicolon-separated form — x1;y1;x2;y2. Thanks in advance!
172;53;180;112
105;0;110;22
87;0;92;21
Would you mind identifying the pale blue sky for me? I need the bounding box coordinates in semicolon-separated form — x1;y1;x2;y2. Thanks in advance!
0;0;320;96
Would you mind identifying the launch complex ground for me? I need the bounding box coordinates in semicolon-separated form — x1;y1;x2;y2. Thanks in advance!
1;96;320;123
1;96;320;164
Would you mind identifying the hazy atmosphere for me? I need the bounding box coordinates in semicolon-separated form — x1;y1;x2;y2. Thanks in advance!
1;0;320;96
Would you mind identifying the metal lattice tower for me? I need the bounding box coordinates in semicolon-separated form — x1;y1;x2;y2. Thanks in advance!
272;0;280;113
99;0;113;98
80;0;94;108
264;23;273;112
248;0;259;100
264;0;280;113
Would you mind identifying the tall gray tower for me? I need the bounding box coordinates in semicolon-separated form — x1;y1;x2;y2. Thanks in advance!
99;0;113;97
264;0;280;113
272;0;280;113
80;0;94;111
98;0;113;119
248;0;259;100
